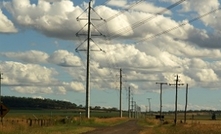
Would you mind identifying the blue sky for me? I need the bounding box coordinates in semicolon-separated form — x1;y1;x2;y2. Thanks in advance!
1;0;221;112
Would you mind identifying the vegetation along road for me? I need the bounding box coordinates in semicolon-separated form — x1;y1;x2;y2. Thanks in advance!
83;120;142;134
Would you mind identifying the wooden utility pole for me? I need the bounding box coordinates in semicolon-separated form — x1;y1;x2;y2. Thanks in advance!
119;68;122;118
156;82;167;123
134;101;136;118
184;83;188;123
128;86;131;118
169;75;184;125
131;97;134;118
147;98;151;115
0;72;3;104
0;72;3;124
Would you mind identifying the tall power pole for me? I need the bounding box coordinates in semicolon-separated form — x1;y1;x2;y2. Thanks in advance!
85;0;92;119
119;68;122;118
76;0;104;118
156;82;167;123
128;86;131;118
184;83;188;123
169;75;184;125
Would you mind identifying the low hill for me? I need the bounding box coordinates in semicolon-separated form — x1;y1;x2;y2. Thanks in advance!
1;96;77;110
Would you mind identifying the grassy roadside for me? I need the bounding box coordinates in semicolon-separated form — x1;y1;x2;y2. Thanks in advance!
0;117;129;134
138;118;221;134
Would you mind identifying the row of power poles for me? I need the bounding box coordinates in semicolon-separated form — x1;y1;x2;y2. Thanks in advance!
127;88;142;119
77;1;189;121
156;75;189;125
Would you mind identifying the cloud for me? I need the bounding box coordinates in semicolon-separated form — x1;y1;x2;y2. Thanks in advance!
1;41;221;94
0;61;85;94
12;86;53;94
47;50;82;67
3;0;83;39
106;0;127;7
1;50;82;67
0;9;17;33
132;1;172;15
1;0;221;110
1;61;57;85
63;81;85;92
0;0;181;40
162;103;218;111
2;0;221;50
1;50;49;63
32;96;44;99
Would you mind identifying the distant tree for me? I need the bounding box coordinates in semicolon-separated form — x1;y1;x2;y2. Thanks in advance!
2;96;77;110
94;106;101;110
78;104;83;108
109;107;118;111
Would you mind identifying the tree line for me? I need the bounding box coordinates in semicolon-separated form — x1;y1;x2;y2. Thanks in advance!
1;96;118;111
1;96;77;110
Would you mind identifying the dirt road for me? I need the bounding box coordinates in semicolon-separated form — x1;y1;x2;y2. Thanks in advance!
83;120;142;134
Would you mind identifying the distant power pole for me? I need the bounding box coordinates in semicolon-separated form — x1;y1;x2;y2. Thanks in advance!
156;82;167;123
131;97;134;118
184;83;189;123
147;98;151;114
134;101;136;118
128;86;131;118
169;75;184;125
0;72;3;103
0;73;3;125
119;68;122;118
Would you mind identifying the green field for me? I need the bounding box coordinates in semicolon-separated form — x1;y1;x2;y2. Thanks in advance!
6;109;128;118
1;110;221;134
1;109;129;134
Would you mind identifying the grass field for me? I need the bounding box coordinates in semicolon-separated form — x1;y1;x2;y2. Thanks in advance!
140;119;221;134
1;110;221;134
140;113;221;134
0;109;129;134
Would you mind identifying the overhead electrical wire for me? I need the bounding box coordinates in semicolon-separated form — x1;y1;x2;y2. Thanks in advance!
108;0;186;39
136;6;221;43
76;0;144;72
95;0;145;28
91;0;134;84
75;0;206;87
102;0;112;5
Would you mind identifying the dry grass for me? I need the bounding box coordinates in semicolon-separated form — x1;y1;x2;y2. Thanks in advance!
94;117;128;126
140;118;221;134
0;117;128;134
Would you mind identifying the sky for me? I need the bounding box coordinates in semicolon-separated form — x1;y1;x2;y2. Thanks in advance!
1;0;221;113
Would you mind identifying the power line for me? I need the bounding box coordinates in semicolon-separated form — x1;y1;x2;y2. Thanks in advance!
136;6;221;43
108;0;186;39
95;0;144;28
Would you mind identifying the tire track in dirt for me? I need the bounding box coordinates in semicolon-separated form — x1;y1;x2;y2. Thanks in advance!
83;120;142;134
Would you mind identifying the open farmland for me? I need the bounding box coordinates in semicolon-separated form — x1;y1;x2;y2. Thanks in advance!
1;110;221;134
1;109;129;134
